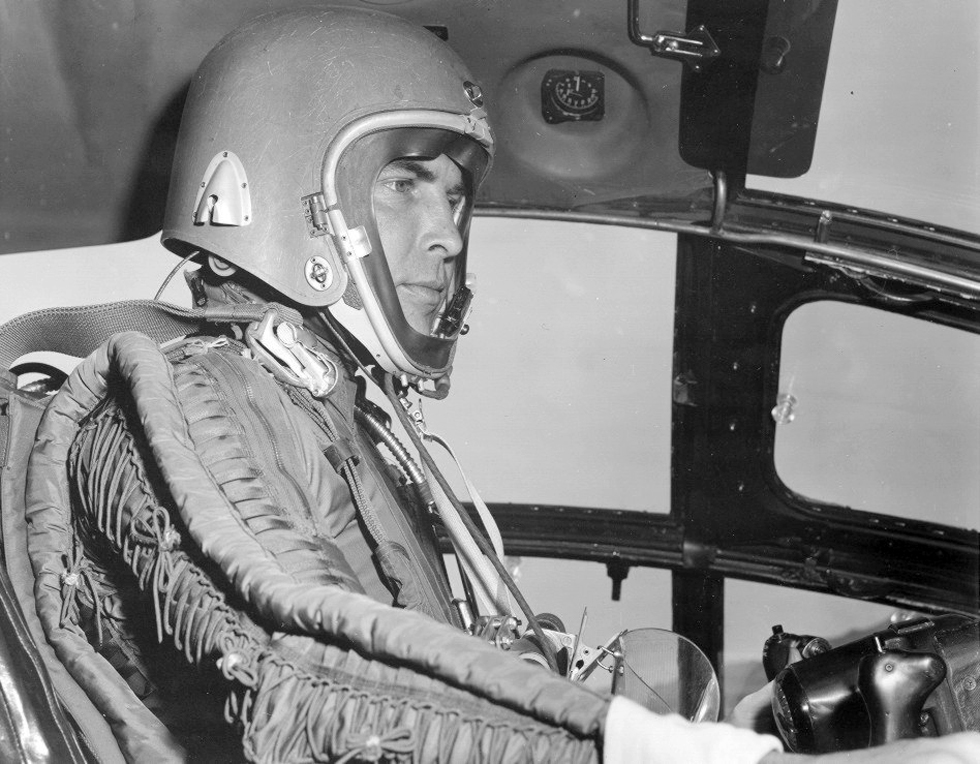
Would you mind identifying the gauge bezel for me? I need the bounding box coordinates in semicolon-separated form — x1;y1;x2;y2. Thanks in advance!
541;68;605;124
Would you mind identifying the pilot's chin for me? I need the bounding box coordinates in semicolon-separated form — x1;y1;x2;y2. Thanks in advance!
403;309;439;337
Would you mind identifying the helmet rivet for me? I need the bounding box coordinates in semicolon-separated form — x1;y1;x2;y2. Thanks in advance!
305;256;333;291
463;81;483;107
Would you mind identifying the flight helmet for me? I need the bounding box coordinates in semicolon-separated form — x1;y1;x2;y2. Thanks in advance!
161;6;493;389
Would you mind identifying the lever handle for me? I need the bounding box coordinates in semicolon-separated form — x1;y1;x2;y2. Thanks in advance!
858;648;946;746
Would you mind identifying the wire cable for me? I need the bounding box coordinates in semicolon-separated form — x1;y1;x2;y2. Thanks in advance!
154;250;200;301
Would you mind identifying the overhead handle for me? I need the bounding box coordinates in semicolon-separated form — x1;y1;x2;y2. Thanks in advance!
627;0;720;72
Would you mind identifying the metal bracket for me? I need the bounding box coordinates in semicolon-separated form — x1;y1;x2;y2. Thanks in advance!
473;614;521;647
193;150;252;226
628;0;720;72
302;192;332;238
245;309;339;398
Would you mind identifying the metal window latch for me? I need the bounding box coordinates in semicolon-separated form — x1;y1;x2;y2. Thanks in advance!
627;0;720;72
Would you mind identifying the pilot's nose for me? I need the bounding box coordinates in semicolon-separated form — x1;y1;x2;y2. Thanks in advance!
421;200;463;260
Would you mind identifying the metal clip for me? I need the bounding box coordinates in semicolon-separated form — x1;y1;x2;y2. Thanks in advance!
246;310;339;397
398;395;429;437
569;629;628;682
646;27;720;71
473;615;521;648
815;210;833;244
628;1;720;73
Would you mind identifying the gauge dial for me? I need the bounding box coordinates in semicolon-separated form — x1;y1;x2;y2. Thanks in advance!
541;69;605;124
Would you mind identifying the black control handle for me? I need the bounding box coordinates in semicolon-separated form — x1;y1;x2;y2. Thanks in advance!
857;647;946;746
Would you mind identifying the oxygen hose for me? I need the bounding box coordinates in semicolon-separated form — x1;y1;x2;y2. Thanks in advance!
353;405;430;502
353;403;484;620
379;374;560;673
358;399;507;617
316;311;559;673
378;388;509;615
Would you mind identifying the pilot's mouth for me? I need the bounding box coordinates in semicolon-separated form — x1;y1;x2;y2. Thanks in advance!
397;283;445;306
396;282;449;335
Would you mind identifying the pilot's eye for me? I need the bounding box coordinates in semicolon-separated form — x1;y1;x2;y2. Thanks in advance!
382;178;415;193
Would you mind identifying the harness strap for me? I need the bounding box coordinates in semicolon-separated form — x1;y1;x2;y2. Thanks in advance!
0;299;303;370
323;438;360;471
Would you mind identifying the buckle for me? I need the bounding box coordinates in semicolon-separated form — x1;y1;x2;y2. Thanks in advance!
245;309;339;397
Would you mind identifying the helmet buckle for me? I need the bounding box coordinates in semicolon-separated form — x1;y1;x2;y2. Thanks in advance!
193;151;252;226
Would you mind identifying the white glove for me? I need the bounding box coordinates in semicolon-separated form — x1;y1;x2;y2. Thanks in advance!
604;695;783;764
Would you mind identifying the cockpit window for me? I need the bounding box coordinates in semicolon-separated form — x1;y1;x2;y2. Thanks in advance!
429;218;675;514
774;301;980;531
748;0;980;234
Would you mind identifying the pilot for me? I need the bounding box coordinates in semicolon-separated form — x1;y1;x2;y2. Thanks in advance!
26;6;979;764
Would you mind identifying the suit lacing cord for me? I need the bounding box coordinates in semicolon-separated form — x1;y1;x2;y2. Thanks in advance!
63;371;268;695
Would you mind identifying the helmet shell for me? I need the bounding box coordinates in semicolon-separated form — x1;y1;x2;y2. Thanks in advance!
162;6;491;309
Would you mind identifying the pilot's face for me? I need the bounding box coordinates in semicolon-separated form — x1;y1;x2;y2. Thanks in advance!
373;154;466;335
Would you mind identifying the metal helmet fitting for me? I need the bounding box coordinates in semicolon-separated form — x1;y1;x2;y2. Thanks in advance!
161;7;493;387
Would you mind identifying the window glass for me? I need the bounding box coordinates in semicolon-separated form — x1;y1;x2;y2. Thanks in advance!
774;301;980;530
748;0;980;235
428;217;676;513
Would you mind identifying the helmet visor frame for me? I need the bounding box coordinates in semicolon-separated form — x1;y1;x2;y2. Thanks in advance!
321;110;492;376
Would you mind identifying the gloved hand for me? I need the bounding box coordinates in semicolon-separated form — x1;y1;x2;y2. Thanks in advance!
725;681;778;734
759;732;980;764
605;695;980;764
604;695;783;764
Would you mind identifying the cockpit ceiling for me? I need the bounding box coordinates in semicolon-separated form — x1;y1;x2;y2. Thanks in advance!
0;0;711;256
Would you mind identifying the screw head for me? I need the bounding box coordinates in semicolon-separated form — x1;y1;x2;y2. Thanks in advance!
463;81;484;107
305;256;333;291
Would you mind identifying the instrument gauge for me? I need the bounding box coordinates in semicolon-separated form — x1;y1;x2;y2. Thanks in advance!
541;69;605;124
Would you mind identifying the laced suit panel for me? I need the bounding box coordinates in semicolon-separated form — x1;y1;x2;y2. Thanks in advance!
44;331;609;763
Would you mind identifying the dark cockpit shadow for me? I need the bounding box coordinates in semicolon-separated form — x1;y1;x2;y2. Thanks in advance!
120;84;190;242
